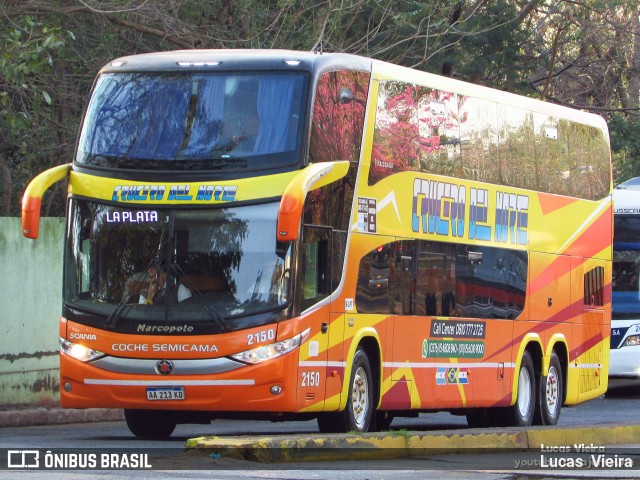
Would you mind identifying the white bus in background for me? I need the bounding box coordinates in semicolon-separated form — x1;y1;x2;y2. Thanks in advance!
611;177;640;377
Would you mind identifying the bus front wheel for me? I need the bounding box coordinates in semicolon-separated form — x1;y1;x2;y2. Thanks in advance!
498;350;536;427
317;347;375;433
124;409;177;439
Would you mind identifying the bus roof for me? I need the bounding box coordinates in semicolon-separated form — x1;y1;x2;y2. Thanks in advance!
99;48;608;134
99;49;372;76
371;61;609;132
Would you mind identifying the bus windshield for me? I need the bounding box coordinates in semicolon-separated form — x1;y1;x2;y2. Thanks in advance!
64;200;291;329
613;215;640;318
76;71;307;172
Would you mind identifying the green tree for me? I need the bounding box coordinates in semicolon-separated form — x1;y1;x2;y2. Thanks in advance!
0;15;67;215
2;0;640;214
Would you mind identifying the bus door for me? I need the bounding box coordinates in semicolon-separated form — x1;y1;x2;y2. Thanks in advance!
414;241;468;409
299;225;333;409
387;240;421;410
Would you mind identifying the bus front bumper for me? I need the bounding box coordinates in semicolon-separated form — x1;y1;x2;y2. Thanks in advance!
59;352;301;412
609;346;640;378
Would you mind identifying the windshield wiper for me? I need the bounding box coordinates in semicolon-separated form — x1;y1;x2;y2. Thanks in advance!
108;256;161;329
170;260;228;332
106;293;133;330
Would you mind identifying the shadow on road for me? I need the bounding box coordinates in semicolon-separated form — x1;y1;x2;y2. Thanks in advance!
606;379;640;398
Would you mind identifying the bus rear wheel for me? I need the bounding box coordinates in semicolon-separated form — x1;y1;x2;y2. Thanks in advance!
535;351;563;425
317;348;375;433
124;409;177;439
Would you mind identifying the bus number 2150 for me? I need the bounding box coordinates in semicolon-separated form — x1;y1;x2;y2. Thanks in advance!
302;371;321;387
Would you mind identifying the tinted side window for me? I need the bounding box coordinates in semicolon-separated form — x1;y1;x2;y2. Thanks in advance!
455;246;527;319
370;81;461;185
355;240;527;319
415;241;457;316
369;80;610;201
584;266;604;307
306;70;370;230
355;244;391;314
305;70;370;301
300;226;331;311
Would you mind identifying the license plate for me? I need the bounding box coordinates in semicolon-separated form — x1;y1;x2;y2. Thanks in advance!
146;387;185;401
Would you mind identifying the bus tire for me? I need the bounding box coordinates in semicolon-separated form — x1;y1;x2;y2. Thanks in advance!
124;409;177;439
346;348;375;432
535;351;563;425
503;350;536;427
316;347;375;433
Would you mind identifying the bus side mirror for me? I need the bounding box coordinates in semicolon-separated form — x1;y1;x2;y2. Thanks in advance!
339;87;366;107
339;87;355;104
22;164;71;239
277;161;350;242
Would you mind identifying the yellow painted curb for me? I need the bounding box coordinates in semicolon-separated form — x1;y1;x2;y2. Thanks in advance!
186;433;410;462
407;431;529;453
526;425;640;449
185;424;640;463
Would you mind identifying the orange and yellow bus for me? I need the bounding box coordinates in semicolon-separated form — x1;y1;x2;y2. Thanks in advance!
22;49;612;438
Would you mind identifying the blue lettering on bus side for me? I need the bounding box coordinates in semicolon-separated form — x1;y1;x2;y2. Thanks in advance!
112;185;166;202
412;178;465;238
222;186;237;202
197;185;238;202
411;179;529;245
112;185;236;203
168;185;192;201
469;188;491;241
149;186;165;201
196;185;214;201
494;191;528;245
517;207;528;244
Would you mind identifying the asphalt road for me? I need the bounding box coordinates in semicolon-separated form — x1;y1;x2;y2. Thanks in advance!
0;379;639;479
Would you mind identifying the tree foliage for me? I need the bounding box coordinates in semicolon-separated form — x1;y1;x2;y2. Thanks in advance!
1;0;640;215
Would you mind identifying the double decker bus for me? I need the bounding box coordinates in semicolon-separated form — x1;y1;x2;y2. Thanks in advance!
611;178;640;377
22;50;612;438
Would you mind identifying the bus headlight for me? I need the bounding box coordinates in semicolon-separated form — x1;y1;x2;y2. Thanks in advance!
230;328;310;364
59;337;105;362
622;335;640;347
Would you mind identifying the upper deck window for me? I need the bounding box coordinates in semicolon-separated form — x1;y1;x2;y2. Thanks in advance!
76;72;308;172
370;80;611;200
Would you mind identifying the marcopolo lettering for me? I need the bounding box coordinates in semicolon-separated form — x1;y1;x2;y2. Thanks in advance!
136;323;194;334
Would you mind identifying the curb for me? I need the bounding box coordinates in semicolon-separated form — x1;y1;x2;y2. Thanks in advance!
0;407;124;428
185;424;640;463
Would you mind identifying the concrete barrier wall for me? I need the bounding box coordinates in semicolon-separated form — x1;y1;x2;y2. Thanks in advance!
0;217;65;406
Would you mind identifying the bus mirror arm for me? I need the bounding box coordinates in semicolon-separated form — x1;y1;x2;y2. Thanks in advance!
277;161;350;242
21;163;71;239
